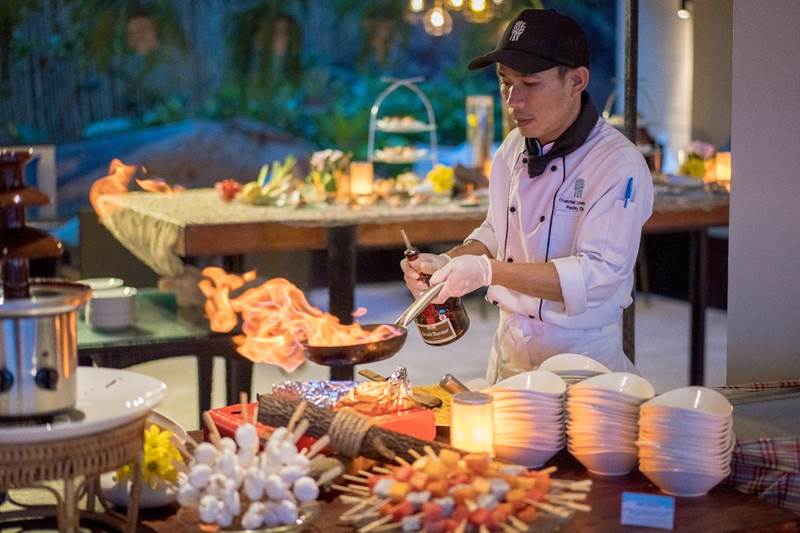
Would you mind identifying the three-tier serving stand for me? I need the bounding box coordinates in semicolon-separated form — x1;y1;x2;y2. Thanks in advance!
367;77;438;168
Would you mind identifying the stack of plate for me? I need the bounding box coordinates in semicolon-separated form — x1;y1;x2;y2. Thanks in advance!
566;373;655;475
85;286;138;331
637;387;734;497
539;353;610;385
484;370;566;468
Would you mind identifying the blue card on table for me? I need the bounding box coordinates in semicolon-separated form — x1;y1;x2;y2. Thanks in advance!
620;492;676;530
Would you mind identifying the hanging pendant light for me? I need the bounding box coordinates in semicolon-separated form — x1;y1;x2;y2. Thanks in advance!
446;0;465;10
677;0;691;19
405;0;427;23
463;0;494;23
423;2;453;36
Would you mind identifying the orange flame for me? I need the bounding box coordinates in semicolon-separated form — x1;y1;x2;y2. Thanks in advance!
89;159;137;218
198;267;400;372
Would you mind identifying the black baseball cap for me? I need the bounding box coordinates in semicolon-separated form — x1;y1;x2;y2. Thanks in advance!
468;9;590;73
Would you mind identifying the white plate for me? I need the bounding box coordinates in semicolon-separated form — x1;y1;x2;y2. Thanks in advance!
78;277;124;291
0;367;167;444
539;353;611;374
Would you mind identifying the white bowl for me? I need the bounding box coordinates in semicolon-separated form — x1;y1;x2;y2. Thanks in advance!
641;387;732;419
491;370;567;397
637;448;731;470
567;401;640;418
639;410;732;430
640;468;727;497
571;373;655;401
495;434;565;447
639;457;731;476
571;450;638;476
494;444;560;468
78;277;124;291
539;353;611;374
568;388;646;406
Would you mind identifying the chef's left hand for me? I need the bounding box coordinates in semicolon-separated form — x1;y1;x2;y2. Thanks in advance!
429;255;492;304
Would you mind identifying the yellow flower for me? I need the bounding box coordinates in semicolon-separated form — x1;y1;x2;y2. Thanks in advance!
116;424;184;490
426;164;455;194
680;157;707;179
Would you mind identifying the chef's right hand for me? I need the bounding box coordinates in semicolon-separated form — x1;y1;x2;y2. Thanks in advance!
400;253;451;297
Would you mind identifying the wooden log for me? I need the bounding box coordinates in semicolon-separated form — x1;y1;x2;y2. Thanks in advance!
258;394;463;463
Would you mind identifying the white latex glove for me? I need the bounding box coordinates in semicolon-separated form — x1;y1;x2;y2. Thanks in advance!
400;253;451;297
429;255;492;304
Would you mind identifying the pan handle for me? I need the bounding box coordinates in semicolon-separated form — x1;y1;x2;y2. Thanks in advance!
394;284;445;328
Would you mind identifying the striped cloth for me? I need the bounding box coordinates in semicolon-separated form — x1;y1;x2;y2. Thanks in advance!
719;381;800;513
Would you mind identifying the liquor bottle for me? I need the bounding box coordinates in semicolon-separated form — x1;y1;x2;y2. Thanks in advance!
403;243;470;346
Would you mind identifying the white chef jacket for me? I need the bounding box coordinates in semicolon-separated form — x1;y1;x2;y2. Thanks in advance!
466;117;654;379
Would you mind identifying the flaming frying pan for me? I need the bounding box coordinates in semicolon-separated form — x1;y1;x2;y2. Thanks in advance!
304;284;444;367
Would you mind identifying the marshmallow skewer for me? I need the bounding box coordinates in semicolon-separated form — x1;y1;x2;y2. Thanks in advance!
202;411;222;449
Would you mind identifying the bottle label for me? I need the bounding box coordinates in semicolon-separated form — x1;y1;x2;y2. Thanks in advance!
417;314;458;345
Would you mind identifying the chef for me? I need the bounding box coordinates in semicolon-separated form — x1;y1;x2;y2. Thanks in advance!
401;8;654;383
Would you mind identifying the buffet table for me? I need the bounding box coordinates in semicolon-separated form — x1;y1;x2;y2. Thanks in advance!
98;187;728;383
137;433;798;533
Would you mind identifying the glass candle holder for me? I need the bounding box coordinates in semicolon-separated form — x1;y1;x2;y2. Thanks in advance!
466;95;494;174
450;391;494;455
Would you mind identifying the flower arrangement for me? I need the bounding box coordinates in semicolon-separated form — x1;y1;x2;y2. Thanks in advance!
309;149;351;193
680;140;715;179
116;424;184;490
426;164;455;194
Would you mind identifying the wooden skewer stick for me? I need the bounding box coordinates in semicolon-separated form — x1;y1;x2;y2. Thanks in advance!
454;520;467;533
371;523;399;533
183;432;200;450
287;400;307;432
251;398;259;425
480;525;490;533
395;455;411;467
332;484;370;496
371;466;393;475
339;494;370;505
508;515;530;531
549;492;587;501
292;418;310;443
527;500;571;518
346;483;372;493
339;496;378;521
304;434;330;459
202;411;222;449
538;465;558;475
358;469;376;478
240;391;249;423
548;497;591;513
501;520;526;533
408;448;423;460
423;445;438;459
343;474;370;485
550;479;592;491
358;513;393;533
316;464;344;486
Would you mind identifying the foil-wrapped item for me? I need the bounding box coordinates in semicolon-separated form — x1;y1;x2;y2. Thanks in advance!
269;366;415;415
271;380;357;409
334;366;416;416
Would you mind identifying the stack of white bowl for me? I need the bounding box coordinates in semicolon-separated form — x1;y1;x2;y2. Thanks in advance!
85;286;138;331
637;387;734;497
484;370;566;468
566;373;655;476
539;353;610;385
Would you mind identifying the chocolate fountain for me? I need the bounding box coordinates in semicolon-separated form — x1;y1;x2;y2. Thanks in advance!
0;149;90;418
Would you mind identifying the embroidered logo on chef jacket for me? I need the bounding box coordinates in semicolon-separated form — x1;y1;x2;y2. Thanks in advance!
573;179;585;199
509;21;526;41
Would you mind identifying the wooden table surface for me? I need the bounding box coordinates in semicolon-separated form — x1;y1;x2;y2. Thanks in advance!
139;432;799;533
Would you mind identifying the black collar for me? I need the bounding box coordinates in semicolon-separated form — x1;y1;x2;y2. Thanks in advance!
524;92;598;178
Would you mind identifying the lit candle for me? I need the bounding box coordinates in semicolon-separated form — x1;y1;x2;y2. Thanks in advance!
349;162;374;196
450;392;494;455
715;152;731;184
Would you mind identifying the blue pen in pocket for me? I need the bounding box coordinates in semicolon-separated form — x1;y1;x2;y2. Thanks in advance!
624;176;634;208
